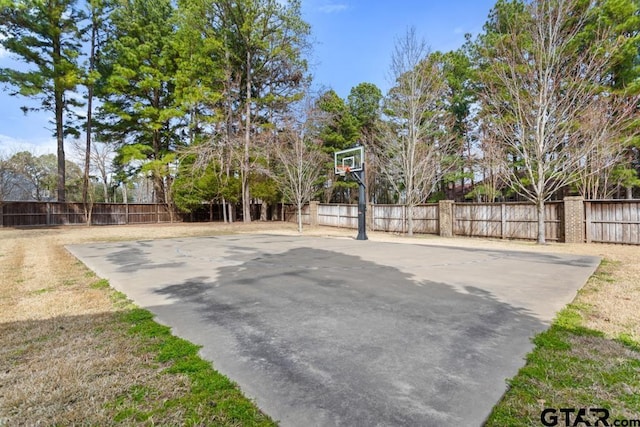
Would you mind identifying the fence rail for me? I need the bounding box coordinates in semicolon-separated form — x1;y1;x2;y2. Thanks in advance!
0;202;173;227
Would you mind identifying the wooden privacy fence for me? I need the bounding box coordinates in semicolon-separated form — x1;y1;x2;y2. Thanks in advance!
585;200;640;245
4;199;640;245
0;202;173;227
453;202;563;241
303;198;640;245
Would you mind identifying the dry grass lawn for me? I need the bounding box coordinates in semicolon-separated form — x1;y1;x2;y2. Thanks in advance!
0;222;639;425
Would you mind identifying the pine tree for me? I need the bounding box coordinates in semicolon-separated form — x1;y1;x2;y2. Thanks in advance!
98;0;181;205
0;0;84;202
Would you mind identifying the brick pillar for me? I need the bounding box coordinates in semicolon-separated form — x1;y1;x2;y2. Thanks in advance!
563;196;585;243
309;201;319;227
438;200;454;238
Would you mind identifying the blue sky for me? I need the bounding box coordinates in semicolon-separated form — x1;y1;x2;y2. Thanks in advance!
0;0;496;156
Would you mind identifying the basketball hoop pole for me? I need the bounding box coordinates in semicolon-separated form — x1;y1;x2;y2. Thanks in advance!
334;145;367;241
353;164;368;241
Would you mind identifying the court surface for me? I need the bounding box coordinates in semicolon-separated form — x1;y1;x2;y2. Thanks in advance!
67;234;599;426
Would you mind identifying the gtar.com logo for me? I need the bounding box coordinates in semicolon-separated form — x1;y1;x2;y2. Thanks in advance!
540;408;640;427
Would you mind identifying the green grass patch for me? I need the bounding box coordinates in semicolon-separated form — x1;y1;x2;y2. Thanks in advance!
33;287;52;295
90;278;110;289
485;260;640;426
110;289;136;310
107;307;276;426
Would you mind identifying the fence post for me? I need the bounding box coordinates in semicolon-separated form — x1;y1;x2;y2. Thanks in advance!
46;202;51;226
563;196;585;243
501;204;506;239
309;201;319;227
402;205;406;234
157;203;160;223
438;200;454;237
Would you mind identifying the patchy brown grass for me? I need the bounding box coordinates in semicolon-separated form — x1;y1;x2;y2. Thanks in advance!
1;222;639;425
0;222;289;426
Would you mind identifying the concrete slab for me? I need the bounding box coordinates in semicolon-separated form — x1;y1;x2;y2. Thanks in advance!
67;235;600;426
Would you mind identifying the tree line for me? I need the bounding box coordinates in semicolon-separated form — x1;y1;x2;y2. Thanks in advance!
1;0;639;242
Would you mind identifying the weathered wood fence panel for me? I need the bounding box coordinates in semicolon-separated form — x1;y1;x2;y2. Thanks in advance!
370;204;439;234
371;204;404;233
317;204;358;228
0;202;174;227
284;203;311;225
0;202;49;227
314;201;565;242
454;202;563;241
586;200;640;245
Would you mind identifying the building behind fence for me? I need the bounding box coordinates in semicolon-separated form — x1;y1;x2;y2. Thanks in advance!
2;198;640;245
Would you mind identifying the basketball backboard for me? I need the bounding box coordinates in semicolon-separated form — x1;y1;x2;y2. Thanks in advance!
334;146;364;175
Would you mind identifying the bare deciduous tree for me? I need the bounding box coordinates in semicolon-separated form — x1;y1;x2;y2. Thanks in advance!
478;0;639;243
270;96;325;232
376;28;453;236
574;98;639;199
0;153;19;202
71;138;117;202
474;122;508;202
272;128;324;232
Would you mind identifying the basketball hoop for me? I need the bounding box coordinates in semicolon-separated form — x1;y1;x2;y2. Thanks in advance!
336;165;351;177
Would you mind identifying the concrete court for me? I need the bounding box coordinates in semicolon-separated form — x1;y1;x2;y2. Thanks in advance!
67;234;600;426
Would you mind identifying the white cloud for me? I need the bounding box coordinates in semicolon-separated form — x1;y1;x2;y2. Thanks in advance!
0;134;57;157
318;3;348;13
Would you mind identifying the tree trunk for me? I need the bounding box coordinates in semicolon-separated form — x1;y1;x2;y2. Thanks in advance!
222;198;228;223
407;204;414;237
56;93;65;202
53;31;65;202
536;197;546;244
243;50;252;223
83;18;97;208
297;202;303;233
83;86;93;205
260;202;268;221
626;186;633;200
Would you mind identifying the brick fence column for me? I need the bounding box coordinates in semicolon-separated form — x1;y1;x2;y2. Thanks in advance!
309;201;319;226
563;196;585;243
438;200;454;237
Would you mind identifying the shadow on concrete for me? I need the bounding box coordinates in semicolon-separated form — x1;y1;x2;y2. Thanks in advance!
105;243;186;273
152;246;544;426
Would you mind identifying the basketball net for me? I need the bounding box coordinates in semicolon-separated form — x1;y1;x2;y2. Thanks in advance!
336;165;351;177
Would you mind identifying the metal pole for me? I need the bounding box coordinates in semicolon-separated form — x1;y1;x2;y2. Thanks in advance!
356;167;368;241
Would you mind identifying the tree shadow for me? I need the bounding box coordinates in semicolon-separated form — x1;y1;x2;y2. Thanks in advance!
152;246;547;426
